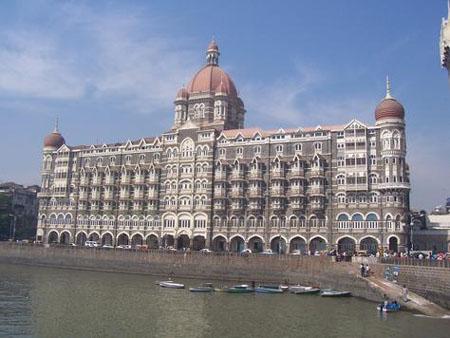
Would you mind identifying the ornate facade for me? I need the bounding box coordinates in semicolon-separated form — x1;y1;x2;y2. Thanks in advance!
441;1;450;79
37;41;410;254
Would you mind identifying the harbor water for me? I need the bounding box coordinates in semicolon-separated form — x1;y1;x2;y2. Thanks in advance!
1;263;449;338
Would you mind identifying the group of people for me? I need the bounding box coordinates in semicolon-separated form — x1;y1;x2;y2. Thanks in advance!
360;263;371;277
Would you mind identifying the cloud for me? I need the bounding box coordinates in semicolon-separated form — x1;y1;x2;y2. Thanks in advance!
0;1;198;113
242;63;377;128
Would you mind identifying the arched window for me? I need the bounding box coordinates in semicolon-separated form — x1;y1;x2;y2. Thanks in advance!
337;174;345;185
180;138;194;158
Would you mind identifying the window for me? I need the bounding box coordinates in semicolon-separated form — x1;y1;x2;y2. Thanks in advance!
236;147;243;155
254;146;261;155
275;145;283;153
337;193;346;204
295;143;302;152
337;142;345;149
125;155;131;164
337;175;345;185
219;148;226;156
314;142;322;151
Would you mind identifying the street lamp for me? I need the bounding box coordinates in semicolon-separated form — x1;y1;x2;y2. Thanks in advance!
8;214;16;241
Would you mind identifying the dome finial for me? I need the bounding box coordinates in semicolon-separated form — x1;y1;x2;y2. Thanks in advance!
206;38;219;65
54;115;60;133
385;75;393;99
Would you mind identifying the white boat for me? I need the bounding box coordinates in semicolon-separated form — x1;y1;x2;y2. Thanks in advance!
289;285;310;292
320;289;351;297
159;281;185;289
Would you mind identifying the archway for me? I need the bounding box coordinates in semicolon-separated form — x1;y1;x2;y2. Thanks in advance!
102;233;113;246
117;233;129;246
60;231;71;245
230;236;245;253
309;236;326;254
177;234;190;250
337;237;356;255
212;236;227;252
248;236;264;253
131;234;144;246
76;232;87;246
193;236;206;251
48;231;59;244
89;232;100;242
388;236;398;253
146;235;159;249
270;236;287;254
290;236;307;254
360;237;378;255
162;234;175;248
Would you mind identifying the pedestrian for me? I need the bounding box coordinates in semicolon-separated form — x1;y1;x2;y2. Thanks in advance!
360;263;365;277
365;264;371;277
402;285;409;302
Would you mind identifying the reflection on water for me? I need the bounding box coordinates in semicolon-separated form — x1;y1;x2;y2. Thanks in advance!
0;263;449;338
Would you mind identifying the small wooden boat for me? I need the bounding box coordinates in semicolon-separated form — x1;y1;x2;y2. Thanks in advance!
289;285;309;292
225;285;254;293
292;287;320;295
320;289;352;297
159;281;185;289
255;286;284;294
189;283;214;292
377;302;401;312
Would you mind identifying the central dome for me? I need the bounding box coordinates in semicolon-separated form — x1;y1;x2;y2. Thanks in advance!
184;40;238;98
187;65;237;97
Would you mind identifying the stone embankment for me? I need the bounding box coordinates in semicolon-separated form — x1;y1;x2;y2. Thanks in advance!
1;243;449;316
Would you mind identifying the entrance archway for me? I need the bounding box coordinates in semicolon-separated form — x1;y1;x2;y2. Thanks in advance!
146;235;159;249
289;236;307;254
162;234;175;248
76;232;87;245
102;233;113;246
89;232;100;242
131;234;143;246
48;231;59;244
212;236;227;252
360;237;378;255
177;234;190;250
248;236;264;253
388;236;398;253
230;236;245;253
117;233;129;246
309;236;326;254
270;237;287;254
192;236;206;251
337;237;356;255
60;231;70;245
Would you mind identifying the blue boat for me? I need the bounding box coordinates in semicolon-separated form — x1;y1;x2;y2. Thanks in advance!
377;302;401;312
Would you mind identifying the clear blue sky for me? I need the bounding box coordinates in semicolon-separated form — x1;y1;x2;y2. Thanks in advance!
0;0;449;210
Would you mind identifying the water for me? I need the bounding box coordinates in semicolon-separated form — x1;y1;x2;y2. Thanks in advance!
0;264;449;338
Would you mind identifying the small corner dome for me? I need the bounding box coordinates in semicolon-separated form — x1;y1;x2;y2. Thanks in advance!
44;131;65;149
175;87;189;101
375;98;405;121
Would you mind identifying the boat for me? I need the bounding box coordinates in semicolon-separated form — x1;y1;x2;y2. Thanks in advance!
377;302;401;312
320;289;352;297
292;287;321;295
189;283;215;292
225;285;254;293
159;281;185;289
289;285;310;292
255;286;284;294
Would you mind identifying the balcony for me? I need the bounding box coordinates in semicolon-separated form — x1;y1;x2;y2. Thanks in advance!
308;186;325;196
310;201;324;210
215;172;227;181
249;202;263;210
378;182;410;190
104;176;115;185
270;187;285;197
119;191;130;200
270;203;286;210
147;175;159;184
230;171;245;181
288;168;304;179
309;167;325;178
214;189;227;198
79;191;88;200
134;191;144;200
147;191;158;199
288;187;304;197
134;176;145;184
248;171;264;181
230;189;245;198
346;184;369;192
335;221;380;231
79;177;90;186
120;176;131;185
270;170;286;180
248;189;264;198
91;191;101;200
214;203;226;210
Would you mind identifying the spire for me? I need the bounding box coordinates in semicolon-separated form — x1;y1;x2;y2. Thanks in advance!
53;116;60;133
206;38;220;65
385;75;393;99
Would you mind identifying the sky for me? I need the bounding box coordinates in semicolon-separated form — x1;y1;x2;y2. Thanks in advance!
0;0;449;210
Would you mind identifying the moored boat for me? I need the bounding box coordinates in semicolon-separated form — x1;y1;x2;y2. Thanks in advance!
377;302;401;312
189;283;215;292
292;287;320;295
225;285;254;293
159;281;185;289
255;286;284;294
320;289;352;297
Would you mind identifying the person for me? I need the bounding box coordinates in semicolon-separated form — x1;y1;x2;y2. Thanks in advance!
402;285;409;302
360;263;365;277
365;264;371;277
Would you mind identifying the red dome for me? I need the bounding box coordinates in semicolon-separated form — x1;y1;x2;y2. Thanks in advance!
175;87;189;100
187;65;237;97
44;132;65;149
375;98;405;121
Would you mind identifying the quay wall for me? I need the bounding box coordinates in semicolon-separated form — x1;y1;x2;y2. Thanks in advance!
1;244;449;309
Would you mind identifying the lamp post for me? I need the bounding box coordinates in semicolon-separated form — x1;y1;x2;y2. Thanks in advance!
8;214;17;241
409;220;414;253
